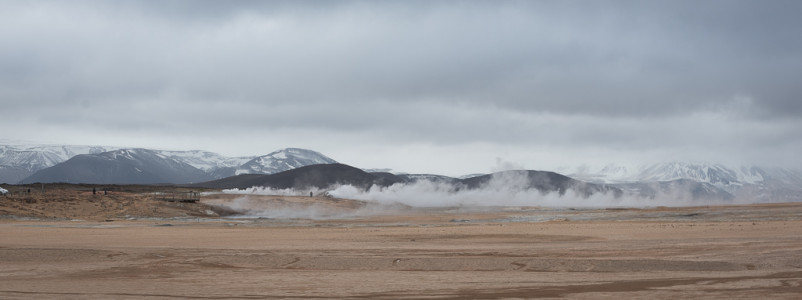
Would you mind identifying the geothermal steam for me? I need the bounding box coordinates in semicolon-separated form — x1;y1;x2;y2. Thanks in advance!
221;171;735;214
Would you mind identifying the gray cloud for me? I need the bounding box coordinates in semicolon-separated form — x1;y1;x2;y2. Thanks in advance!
1;0;801;174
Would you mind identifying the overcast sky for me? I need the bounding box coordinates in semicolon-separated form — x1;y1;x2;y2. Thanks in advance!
2;0;801;176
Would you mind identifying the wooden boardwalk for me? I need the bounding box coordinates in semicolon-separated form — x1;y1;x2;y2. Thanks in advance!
156;191;201;203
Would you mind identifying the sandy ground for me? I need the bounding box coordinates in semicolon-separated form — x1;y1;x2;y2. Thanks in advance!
0;187;232;220
1;192;802;299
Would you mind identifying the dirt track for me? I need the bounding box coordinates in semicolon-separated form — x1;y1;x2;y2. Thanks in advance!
2;195;802;299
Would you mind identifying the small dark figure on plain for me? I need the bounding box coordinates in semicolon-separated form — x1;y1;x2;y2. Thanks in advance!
93;187;96;195
104;188;107;195
310;192;313;197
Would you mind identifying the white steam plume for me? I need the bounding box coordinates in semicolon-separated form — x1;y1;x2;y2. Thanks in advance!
223;186;325;196
222;195;364;219
222;171;739;212
327;171;733;208
327;182;734;208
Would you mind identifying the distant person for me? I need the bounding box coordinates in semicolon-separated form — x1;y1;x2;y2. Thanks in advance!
310;192;313;197
93;187;96;195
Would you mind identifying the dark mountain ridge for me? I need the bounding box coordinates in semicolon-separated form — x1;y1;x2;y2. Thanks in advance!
197;164;622;199
18;147;339;185
196;163;404;190
461;170;623;197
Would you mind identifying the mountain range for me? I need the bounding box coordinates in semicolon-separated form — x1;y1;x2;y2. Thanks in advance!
2;142;801;203
194;164;623;200
0;144;118;184
565;162;802;203
1;142;336;185
197;163;404;190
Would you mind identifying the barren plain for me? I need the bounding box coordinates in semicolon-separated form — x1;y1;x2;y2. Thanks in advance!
1;187;801;299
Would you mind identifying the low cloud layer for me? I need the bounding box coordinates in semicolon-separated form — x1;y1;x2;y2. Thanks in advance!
2;1;801;175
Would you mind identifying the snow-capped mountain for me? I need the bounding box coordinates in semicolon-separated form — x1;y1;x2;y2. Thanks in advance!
233;148;337;176
20;148;213;184
569;162;793;186
5;140;800;203
632;162;767;186
0;143;118;183
569;162;802;202
1;140;340;184
159;150;253;173
8;143;339;184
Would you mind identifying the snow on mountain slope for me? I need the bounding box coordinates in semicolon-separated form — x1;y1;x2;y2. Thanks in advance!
0;141;340;183
0;144;117;170
459;173;489;180
20;148;214;184
569;162;774;185
0;143;118;183
234;148;337;175
561;163;638;184
158;150;253;172
569;162;802;202
636;162;743;185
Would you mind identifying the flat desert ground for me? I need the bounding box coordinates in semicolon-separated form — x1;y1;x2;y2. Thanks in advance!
2;190;802;299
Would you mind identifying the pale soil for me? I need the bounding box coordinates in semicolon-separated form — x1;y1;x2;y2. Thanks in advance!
1;192;802;299
0;188;232;220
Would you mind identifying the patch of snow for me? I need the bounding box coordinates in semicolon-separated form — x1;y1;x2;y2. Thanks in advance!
271;151;288;160
158;150;251;172
235;148;337;175
363;168;393;173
